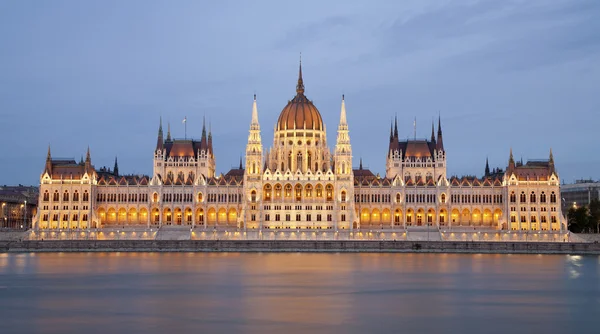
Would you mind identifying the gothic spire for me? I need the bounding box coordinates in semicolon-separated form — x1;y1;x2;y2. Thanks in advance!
296;53;304;95
430;120;436;144
339;94;347;126
166;122;171;141
86;146;91;163
436;115;444;151
156;117;164;150
389;119;393;143
359;157;363;170
46;145;51;161
251;94;259;128
239;156;243;169
485;157;490;176
549;148;554;163
114;156;119;176
393;114;398;139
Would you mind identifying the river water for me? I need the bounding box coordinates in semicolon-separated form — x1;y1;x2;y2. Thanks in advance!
0;253;599;334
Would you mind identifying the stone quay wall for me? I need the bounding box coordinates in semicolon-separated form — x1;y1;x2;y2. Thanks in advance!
1;240;599;255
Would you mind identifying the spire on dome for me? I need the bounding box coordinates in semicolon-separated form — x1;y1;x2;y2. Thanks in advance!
296;53;305;95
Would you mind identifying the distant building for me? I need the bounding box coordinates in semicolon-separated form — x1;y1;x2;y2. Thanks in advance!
33;61;566;232
0;185;38;229
561;180;600;212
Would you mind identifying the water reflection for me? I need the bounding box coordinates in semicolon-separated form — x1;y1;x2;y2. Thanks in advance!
0;253;598;334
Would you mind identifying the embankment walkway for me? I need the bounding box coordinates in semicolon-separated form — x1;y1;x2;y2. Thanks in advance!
1;240;599;255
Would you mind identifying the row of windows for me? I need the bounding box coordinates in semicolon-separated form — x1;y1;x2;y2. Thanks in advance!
354;194;391;203
263;205;334;211
264;213;344;222
97;193;148;203
510;215;557;223
41;213;89;222
162;193;193;203
451;194;503;204
206;193;242;203
511;207;557;212
510;191;557;204
406;194;438;204
43;190;89;202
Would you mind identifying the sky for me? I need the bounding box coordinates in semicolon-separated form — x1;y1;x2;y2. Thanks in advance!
0;0;598;186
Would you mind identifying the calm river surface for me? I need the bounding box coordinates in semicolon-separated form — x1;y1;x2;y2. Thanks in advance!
0;253;599;334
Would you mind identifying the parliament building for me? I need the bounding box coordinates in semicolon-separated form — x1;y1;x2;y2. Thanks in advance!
33;63;565;233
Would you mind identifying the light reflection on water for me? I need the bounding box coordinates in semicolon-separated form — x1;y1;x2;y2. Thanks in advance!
0;253;599;334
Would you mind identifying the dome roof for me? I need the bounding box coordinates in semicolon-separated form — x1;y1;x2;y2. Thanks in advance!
276;62;324;131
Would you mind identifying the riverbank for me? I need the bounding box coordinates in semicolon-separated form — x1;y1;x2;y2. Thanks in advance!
1;240;599;254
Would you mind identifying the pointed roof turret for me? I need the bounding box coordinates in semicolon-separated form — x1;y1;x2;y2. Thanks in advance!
339;94;347;126
485;157;490;176
114;156;119;176
359;157;363;170
436;115;444;151
430;120;436;144
84;146;92;173
166;122;172;141
394;115;398;139
44;145;52;174
251;94;260;128
156;117;164;150
296;53;304;95
389;119;394;143
549;148;554;163
239;156;243;169
208;121;213;157
507;147;515;172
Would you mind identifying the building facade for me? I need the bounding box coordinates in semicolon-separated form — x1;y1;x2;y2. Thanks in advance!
561;179;600;212
33;63;566;232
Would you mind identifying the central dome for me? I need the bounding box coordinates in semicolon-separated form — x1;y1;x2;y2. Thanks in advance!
276;63;324;131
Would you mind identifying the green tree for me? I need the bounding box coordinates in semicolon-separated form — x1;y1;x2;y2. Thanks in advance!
567;206;590;233
588;199;600;233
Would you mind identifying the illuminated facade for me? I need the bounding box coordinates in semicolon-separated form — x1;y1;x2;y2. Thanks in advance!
33;62;565;232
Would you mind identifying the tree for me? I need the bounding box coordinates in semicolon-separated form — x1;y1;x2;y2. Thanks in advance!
567;206;590;233
588;199;600;233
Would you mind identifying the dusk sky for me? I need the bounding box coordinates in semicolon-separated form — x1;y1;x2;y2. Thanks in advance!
1;0;598;186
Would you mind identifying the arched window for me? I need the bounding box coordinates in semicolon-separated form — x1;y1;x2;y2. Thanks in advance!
441;193;446;204
520;192;526;203
305;184;313;197
540;192;546;203
73;191;79;202
326;184;334;201
63;191;69;202
43;191;49;202
316;184;323;198
295;184;302;201
53;191;59;202
296;153;302;171
284;184;292;198
396;193;401;203
153;193;159;203
550;192;556;203
530;192;536;203
251;190;257;202
307;152;312;171
197;192;203;203
510;192;516;203
341;191;347;202
83;191;89;202
274;184;282;198
287;153;292;171
263;184;272;201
